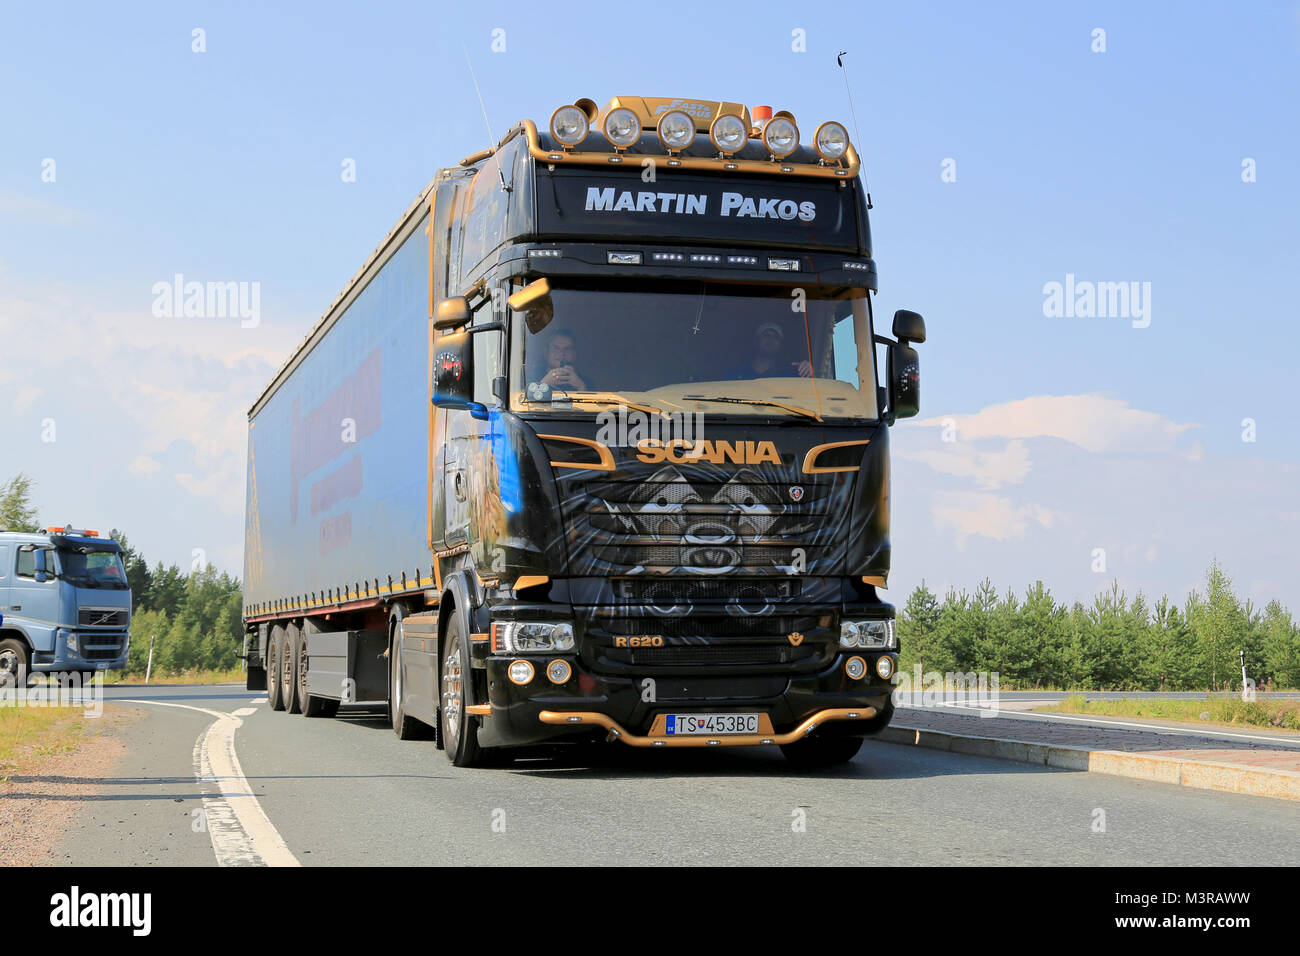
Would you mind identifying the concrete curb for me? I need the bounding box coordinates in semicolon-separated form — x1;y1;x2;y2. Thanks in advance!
878;724;1300;803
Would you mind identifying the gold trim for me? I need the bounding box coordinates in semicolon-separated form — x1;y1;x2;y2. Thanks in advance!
521;120;859;180
802;439;870;474
539;707;876;748
845;655;867;680
470;632;490;643
536;433;616;472
861;574;887;589
465;703;492;716
514;575;550;591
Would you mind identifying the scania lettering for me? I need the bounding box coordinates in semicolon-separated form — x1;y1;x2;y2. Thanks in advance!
242;95;929;768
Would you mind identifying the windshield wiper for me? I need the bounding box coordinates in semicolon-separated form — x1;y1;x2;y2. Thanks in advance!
529;391;666;417
685;396;823;422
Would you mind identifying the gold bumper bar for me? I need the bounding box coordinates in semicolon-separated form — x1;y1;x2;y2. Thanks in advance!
538;707;876;748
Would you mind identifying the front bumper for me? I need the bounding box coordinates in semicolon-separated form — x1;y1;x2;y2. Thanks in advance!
474;650;897;749
31;629;129;672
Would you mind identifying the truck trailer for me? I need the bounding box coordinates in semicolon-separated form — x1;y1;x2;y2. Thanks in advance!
242;95;928;767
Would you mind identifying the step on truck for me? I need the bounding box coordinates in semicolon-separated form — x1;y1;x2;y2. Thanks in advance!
0;526;131;687
242;95;928;767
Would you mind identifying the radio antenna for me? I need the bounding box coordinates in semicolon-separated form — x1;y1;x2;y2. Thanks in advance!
461;42;509;190
837;51;871;209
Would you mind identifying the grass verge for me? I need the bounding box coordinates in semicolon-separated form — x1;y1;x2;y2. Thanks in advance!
1035;694;1300;730
0;707;85;780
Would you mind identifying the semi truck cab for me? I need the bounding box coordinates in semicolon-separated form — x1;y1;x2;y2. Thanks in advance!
0;527;131;687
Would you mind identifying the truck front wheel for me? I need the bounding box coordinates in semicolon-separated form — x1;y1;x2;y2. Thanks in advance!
438;613;484;767
0;638;28;690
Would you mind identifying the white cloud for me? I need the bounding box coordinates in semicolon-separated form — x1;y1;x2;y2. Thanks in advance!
914;393;1199;454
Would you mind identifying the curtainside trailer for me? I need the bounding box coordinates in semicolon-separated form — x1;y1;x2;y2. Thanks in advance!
243;95;929;767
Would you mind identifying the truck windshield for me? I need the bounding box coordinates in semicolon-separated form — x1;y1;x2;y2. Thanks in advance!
57;548;129;589
511;279;878;421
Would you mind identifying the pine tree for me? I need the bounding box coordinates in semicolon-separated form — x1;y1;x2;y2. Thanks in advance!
0;473;41;532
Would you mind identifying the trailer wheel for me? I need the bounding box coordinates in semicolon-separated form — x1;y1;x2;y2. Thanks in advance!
266;626;286;711
438;611;485;767
282;623;303;714
779;735;863;769
389;611;431;740
0;638;29;691
296;626;337;718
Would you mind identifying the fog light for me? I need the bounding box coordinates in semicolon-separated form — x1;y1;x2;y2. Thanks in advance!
603;108;641;148
876;656;895;680
546;659;572;684
709;114;749;155
507;660;535;685
550;105;590;148
845;655;867;680
656;110;696;152
814;121;849;161
762;116;799;158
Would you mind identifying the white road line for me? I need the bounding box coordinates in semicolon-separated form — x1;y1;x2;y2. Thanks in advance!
923;701;1300;746
115;699;299;867
250;697;268;704
232;707;258;717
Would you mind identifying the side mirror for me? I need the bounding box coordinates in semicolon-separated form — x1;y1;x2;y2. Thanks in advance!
33;548;52;583
892;309;926;344
508;278;554;334
887;343;921;420
431;330;487;418
434;296;471;331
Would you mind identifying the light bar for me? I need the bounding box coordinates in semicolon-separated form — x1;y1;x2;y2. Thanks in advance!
768;258;800;271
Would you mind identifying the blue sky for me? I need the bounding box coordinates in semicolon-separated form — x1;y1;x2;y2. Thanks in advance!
2;1;1298;608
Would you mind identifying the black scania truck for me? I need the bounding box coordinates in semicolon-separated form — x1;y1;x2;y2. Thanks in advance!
243;95;928;767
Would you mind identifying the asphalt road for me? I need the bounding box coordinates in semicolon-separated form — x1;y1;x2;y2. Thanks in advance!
45;683;1300;866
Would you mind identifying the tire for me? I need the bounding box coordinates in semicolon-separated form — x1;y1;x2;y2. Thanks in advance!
390;610;430;740
284;623;303;714
0;638;28;691
780;735;863;769
266;626;286;711
438;611;486;767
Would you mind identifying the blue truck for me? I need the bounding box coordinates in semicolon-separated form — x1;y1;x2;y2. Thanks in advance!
244;95;927;767
0;527;131;687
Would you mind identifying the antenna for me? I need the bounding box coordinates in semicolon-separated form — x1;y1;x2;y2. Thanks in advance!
837;51;871;209
461;42;509;190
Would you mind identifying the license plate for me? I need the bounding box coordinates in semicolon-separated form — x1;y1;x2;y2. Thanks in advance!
664;713;761;736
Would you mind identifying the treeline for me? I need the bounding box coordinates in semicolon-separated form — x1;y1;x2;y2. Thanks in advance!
897;560;1300;691
111;533;244;675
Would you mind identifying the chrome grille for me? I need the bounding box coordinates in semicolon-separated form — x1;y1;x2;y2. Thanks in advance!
77;607;129;628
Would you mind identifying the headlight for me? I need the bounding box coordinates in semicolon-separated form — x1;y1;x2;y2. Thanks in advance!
66;633;79;655
550;105;590;147
709;114;749;155
762;116;799;158
840;619;896;649
656;110;696;152
814;121;849;161
492;621;575;654
603;108;641;148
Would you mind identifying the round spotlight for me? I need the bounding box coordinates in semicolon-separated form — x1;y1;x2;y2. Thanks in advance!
845;656;867;681
546;659;572;684
603;108;642;149
762;116;799;158
814;121;849;162
709;114;749;155
550;105;590;148
507;660;535;685
656;110;696;153
875;655;895;680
